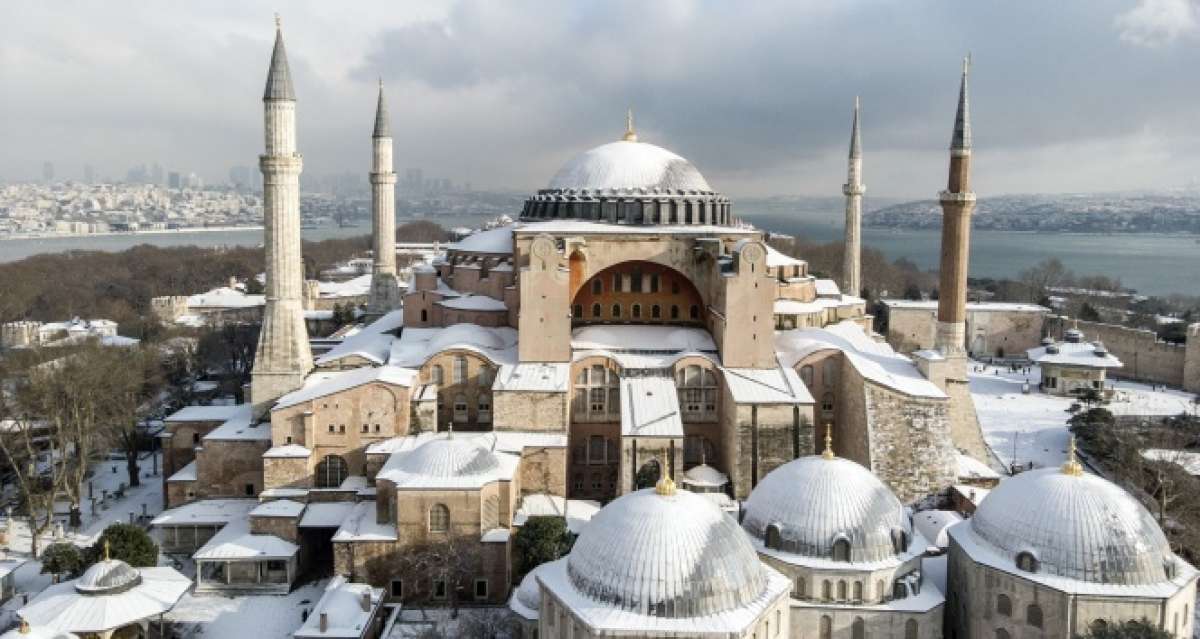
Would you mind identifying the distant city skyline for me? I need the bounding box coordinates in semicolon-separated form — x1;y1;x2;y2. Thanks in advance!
5;1;1200;198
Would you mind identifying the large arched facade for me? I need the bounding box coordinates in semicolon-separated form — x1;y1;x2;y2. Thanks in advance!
570;260;705;328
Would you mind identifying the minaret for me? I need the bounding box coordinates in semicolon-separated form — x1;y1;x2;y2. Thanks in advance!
842;97;865;298
251;16;312;413
366;80;400;316
934;55;975;363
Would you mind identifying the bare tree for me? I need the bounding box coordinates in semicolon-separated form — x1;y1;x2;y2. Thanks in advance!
1018;258;1071;303
393;535;484;614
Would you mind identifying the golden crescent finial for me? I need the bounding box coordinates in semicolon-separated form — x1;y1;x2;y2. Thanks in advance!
104;538;111;561
822;424;835;460
1062;435;1084;476
623;107;638;142
655;474;676;496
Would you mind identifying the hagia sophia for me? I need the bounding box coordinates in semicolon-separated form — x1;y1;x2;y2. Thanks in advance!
76;20;1196;639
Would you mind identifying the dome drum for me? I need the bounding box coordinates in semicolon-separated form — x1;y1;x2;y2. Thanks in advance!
521;192;731;226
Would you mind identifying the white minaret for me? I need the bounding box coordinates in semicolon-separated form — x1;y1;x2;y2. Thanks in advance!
842;97;865;298
366;80;400;316
251;16;312;413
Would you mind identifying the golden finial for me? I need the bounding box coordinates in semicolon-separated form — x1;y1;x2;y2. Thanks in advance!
18;619;29;634
822;424;835;460
104;538;111;561
275;13;282;30
622;107;638;142
655;474;676;496
963;52;971;75
1062;435;1084;476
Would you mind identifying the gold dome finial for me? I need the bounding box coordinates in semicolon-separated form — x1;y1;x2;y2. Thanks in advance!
1062;435;1084;476
822;424;835;460
655;474;676;496
104;538;111;561
18;619;29;634
623;107;638;142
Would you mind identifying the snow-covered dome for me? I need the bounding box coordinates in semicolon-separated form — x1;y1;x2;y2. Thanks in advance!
508;565;544;620
969;467;1178;585
1;621;78;639
742;455;912;563
681;464;728;488
427;323;508;353
549;141;712;193
74;559;141;595
564;482;768;618
448;225;514;255
392;438;500;479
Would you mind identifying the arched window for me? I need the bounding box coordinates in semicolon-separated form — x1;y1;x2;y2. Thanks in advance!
853;581;863;601
670;305;680;320
428;504;449;533
832;537;851;562
820;616;832;639
430;365;443;385
996;594;1012;617
671;281;681;295
453;356;468;383
800;365;814;388
650;274;660;293
477;394;492;423
1026;604;1043;628
689;304;699;320
823;358;837;387
612;304;621;318
765;524;782;550
821;393;835;415
572;304;582;318
822;580;832;601
1016;551;1039;573
592;278;602;295
795;577;806;599
892;528;910;553
905;619;918;639
420;309;428;322
851;617;865;639
453;393;468;422
677;365;718;421
632;304;642;319
995;629;1010;639
574;364;619;420
837;580;847;600
315;455;349;488
651;305;661;319
592;303;601;318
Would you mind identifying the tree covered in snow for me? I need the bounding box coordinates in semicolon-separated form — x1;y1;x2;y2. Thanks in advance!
1074;618;1172;639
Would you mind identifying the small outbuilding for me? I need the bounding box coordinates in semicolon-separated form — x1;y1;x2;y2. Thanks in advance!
1027;329;1122;397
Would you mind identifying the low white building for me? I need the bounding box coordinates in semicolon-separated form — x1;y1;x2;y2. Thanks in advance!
1026;328;1122;396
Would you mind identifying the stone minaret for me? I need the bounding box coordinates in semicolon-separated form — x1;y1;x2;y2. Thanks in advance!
251;17;312;413
366;80;400;316
935;56;975;361
842;97;865;298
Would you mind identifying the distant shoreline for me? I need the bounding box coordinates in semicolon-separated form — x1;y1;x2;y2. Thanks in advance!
0;225;265;241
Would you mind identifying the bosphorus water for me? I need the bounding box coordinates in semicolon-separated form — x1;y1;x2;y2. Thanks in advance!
0;208;1196;297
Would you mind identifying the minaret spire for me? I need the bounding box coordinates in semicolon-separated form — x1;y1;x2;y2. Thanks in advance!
367;79;400;316
951;54;972;153
263;15;295;101
622;107;638;142
842;96;865;298
934;54;977;362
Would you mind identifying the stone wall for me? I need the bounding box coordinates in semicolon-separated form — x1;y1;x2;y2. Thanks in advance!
885;304;1046;357
1049;317;1189;388
1187;323;1200;394
721;398;810;500
493;391;568;432
195;439;270;498
250;515;300;544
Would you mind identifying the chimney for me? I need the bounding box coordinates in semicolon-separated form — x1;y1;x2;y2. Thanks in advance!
319;612;328;633
361;590;372;612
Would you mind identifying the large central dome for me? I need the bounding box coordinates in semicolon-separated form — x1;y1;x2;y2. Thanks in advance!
548;140;712;193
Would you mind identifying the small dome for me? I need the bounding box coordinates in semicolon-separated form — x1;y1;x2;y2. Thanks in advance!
393;438;500;478
515;567;542;613
742;455;911;563
427;324;508;353
75;559;141;595
549;141;712;193
565;487;768;618
681;464;728;488
1;622;78;639
970;468;1177;585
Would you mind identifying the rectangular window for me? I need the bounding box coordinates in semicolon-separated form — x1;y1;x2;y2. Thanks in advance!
650;274;660;293
474;579;488;600
612;273;622;293
244;483;254;496
588;436;606;464
433;579;447;600
631;271;643;293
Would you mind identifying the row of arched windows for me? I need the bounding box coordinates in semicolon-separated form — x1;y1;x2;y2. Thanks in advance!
573;302;700;322
817;615;918;639
428;357;494;387
996;595;1043;629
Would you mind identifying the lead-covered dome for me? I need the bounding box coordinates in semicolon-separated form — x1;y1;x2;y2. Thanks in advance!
74;559;141;595
565;485;768;618
742;455;913;563
549;140;712;193
969;467;1178;585
391;438;500;479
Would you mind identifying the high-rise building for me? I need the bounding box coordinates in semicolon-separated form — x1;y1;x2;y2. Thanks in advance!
168;171;181;189
42;161;54;183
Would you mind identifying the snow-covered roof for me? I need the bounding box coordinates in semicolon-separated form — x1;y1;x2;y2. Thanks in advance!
193;517;298;560
773;296;863;315
376;436;519;490
765;244;804;268
187;287;264;309
388;324;518;368
620;376;683;438
448;225;514;254
332;502;397;543
365;430;567;457
202;405;268;441
151;498;257;527
315;309;404;366
547;486;790;630
548;140;712;192
263;443;312;459
493;363;570;393
777;321;946;399
681;464;728;488
249;499;305;518
437;295;507;312
164;404;246;423
813;279;841;297
912;510;963;549
299;502;356;528
166;460;197;483
721;365;813;404
571;325;717;353
0;624;76;639
1026;341;1123;369
1141;449;1200;476
743;455;914;567
956;453;1000;481
508;565;545;621
513;494;600;534
882;299;1049;313
966;467;1189;587
317;274;372;299
18;566;190;635
294;576;383;639
274;366;417;410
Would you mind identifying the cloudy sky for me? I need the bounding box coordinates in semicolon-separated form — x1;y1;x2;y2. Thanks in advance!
3;0;1199;198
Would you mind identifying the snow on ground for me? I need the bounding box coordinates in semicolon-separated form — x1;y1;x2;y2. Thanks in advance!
969;363;1197;471
165;580;327;638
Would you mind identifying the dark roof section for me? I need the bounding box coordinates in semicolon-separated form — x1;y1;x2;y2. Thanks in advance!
263;26;295;101
951;56;971;151
848;96;862;159
373;82;391;138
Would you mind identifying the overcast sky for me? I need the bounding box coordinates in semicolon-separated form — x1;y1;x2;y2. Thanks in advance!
3;0;1199;198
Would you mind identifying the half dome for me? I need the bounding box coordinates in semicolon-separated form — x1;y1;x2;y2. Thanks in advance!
74;559;141;595
565;486;767;618
549;141;712;193
742;455;912;563
969;467;1177;585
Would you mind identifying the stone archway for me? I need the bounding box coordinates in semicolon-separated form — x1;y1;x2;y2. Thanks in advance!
570;260;705;327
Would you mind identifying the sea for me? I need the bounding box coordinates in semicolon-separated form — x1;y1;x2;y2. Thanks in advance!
1;208;1197;297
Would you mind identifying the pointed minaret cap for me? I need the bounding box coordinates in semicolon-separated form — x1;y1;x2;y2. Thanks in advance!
1062;435;1084;476
264;14;296;101
622;108;638;142
373;79;391;138
822;424;836;460
849;96;862;159
950;54;971;151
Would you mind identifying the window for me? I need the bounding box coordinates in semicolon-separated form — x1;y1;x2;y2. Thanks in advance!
362;424;369;433
905;620;918;639
315;455;349;488
592;278;602;295
1016;551;1039;573
631;270;643;293
670;305;680;320
244;483;254;496
851;618;865;639
837;580;848;601
997;594;1012;617
430;365;443;385
800;365;814;388
853;581;863;601
573;304;582;318
192;432;200;445
477;394;492;422
612;273;622;292
671;281;681;295
420;309;427;322
453;356;468;383
478;366;493;387
650;274;660;292
651;305;661;319
677;365;718;421
429;504;449;533
632;304;642;319
765;524;782;550
795;577;806;598
592;303;602;318
474;579;488;600
390;579;403;598
453;394;468;422
689;304;699;320
820;616;832;639
1026;604;1043;628
432;578;447;599
823;358;837;387
832;537;851;562
339;424;346;434
822;580;832;601
821;393;835;414
588;436;607;464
